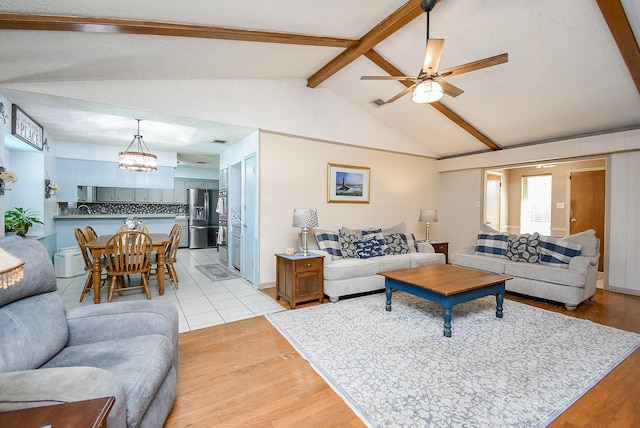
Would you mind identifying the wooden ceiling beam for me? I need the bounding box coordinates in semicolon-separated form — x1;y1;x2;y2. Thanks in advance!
595;0;640;94
364;50;501;151
307;0;425;88
0;13;355;48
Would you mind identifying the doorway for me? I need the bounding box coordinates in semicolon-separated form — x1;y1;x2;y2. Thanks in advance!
569;169;605;271
243;154;257;285
484;172;502;230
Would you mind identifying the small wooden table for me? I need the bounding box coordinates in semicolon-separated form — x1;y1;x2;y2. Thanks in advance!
379;264;512;337
86;233;171;304
275;253;324;308
0;396;115;427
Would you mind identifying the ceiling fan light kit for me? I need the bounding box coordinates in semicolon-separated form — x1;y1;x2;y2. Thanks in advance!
411;80;443;103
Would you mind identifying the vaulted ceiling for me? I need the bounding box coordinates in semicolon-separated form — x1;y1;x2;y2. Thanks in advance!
1;0;639;166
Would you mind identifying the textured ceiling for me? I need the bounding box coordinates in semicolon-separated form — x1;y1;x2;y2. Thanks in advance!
0;0;638;166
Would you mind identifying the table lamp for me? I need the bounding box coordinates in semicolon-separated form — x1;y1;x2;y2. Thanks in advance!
419;209;438;242
292;208;318;256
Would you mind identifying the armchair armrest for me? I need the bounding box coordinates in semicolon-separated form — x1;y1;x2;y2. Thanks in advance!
0;367;126;427
309;249;333;265
568;255;599;272
417;242;435;253
66;301;178;354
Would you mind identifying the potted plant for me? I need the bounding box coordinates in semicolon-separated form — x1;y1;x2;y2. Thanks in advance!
4;207;44;237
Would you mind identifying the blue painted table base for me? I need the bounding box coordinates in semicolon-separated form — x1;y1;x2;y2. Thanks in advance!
385;279;505;337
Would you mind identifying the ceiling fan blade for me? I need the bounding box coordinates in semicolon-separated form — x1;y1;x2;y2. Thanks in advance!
421;38;445;75
439;53;508;78
384;84;417;104
440;80;464;97
361;75;417;81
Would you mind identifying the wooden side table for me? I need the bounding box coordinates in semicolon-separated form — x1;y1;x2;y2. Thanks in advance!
429;241;449;264
275;253;324;308
0;396;115;428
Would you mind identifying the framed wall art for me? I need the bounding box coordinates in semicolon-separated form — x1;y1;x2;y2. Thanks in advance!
12;104;44;151
327;163;370;203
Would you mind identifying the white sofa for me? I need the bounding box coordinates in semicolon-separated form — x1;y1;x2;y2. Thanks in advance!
451;229;600;310
305;223;446;302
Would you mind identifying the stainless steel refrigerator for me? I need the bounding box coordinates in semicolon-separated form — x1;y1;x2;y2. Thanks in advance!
188;188;219;249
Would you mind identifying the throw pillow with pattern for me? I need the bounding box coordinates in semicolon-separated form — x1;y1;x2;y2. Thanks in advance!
315;230;343;260
339;227;360;259
355;236;385;259
475;232;509;258
362;228;388;254
505;232;540;263
384;233;411;255
538;235;582;268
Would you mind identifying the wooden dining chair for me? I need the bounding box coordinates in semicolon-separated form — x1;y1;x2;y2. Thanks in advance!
105;230;153;302
117;223;149;233
75;228;109;302
149;226;183;290
84;225;98;242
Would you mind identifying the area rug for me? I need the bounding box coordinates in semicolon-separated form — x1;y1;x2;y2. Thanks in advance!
195;263;240;281
266;293;640;427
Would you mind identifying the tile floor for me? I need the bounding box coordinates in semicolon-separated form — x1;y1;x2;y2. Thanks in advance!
56;247;284;333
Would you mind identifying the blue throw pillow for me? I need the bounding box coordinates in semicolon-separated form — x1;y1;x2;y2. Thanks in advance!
355;237;385;259
475;233;508;258
315;231;343;260
362;228;388;254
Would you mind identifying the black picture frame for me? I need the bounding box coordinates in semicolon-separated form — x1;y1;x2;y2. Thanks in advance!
11;104;44;151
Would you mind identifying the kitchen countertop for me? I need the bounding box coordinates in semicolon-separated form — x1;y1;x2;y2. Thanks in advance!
53;214;178;219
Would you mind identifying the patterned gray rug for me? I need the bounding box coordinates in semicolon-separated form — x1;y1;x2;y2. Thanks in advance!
195;263;240;281
266;293;640;427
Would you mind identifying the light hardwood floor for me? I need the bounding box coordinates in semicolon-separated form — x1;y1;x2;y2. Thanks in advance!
165;288;640;427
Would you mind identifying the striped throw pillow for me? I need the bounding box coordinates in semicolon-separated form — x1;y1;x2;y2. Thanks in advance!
538;235;582;268
475;233;509;258
315;231;343;260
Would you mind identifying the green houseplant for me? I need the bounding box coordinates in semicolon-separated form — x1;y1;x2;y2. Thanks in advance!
4;207;44;237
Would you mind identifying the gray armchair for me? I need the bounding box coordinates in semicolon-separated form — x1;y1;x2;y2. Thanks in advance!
0;236;178;428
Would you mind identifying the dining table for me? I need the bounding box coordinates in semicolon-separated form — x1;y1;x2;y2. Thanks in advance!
85;232;171;304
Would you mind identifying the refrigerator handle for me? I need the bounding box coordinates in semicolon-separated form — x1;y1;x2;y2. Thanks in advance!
204;191;209;221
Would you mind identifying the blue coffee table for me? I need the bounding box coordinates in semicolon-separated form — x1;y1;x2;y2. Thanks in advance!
379;264;512;337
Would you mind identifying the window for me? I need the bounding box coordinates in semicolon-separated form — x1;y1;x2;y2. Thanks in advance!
520;175;551;235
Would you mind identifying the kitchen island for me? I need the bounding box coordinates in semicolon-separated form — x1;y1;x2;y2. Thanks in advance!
54;214;177;251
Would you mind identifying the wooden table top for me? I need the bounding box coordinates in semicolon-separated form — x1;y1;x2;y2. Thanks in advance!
0;396;115;428
86;232;170;249
378;264;512;296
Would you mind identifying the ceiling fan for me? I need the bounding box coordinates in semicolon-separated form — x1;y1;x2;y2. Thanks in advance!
361;0;508;105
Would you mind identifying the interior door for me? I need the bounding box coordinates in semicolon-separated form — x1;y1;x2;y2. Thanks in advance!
570;170;605;271
484;173;501;230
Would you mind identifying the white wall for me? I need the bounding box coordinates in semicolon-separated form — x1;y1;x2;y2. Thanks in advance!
0;94;8;234
609;151;640;295
259;131;438;286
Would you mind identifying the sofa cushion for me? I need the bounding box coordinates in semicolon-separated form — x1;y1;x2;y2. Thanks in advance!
505;233;540;263
450;253;506;274
382;221;406;235
538;235;582;268
475;232;508;258
354;237;385;259
563;229;598;257
339;227;360;259
323;258;380;281
43;334;173;427
384;233;411;255
377;254;412;272
504;261;586;287
315;231;343;260
362;228;388;254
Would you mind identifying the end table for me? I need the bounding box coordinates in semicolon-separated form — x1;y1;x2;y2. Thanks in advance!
275;253;324;308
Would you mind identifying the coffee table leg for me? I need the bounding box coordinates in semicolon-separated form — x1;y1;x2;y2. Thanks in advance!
385;287;392;311
496;291;504;318
443;306;452;337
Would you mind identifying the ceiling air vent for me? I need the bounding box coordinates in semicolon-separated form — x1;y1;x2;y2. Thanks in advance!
211;139;228;144
372;99;385;107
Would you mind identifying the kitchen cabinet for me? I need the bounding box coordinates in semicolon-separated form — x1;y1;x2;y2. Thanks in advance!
75;159;173;189
96;187;134;202
232;226;241;269
219;167;229;190
135;188;150;202
173;179;187;203
55;158;78;201
186;179;217;189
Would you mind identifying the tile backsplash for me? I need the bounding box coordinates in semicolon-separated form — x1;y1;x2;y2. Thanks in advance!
60;202;187;216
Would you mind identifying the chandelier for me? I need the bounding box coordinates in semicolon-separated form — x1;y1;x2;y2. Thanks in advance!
119;119;157;172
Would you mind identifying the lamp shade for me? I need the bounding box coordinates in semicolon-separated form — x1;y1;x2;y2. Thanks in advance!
292;208;318;228
0;248;25;289
411;81;444;103
419;209;438;223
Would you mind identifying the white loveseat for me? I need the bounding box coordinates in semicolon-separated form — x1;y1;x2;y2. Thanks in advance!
306;223;445;302
451;229;600;310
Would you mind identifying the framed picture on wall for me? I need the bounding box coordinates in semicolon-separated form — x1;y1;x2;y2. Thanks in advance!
11;104;44;151
327;163;370;203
